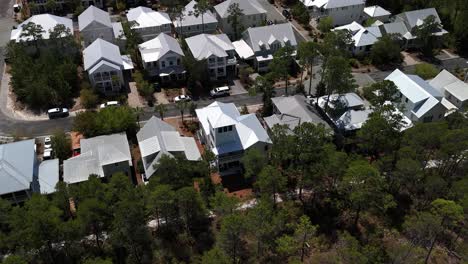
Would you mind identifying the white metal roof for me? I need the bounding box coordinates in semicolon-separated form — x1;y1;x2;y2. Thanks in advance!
83;38;123;71
185;33;234;60
37;159;59;195
336;109;372;131
78;5;112;31
364;5;391;18
300;0;364;9
112;22;126;39
397;8;442;29
174;0;218;28
63;133;131;184
137;116;201;178
232;39;254;59
11;14;73;42
243;23;298;52
0;139;36;195
139;33;184;63
333;22;381;47
196;101;271;155
127;7;171;29
429;70;468;102
214;0;266;18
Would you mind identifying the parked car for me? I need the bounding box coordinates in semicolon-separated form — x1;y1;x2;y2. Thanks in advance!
282;9;291;20
100;101;120;109
47;108;69;119
43;149;52;160
44;137;52;149
210;86;230;98
174;95;192;103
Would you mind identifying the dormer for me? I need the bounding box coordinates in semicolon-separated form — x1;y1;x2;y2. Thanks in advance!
258;40;266;51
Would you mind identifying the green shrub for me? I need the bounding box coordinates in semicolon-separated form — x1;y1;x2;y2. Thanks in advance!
414;63;439;79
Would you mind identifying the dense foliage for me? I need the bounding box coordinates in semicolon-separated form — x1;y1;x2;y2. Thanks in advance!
6;23;79;110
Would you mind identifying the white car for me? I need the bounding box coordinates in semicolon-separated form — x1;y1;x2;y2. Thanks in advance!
47;108;69;119
44;136;52;149
43;149;52;160
174;95;191;102
100;101;120;109
210;86;230;98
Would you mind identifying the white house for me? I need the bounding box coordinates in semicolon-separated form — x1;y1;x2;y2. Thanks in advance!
233;23;298;72
83;39;133;94
300;0;365;26
363;5;391;22
214;0;267;39
333;21;382;54
0;139;59;204
316;92;372;132
127;7;172;41
78;5;126;48
139;33;185;82
185;33;236;80
173;0;218;37
63;133;132;184
196;101;272;175
394;8;448;48
385;69;455;123
429;70;468;110
11;14;73;43
137;116;201;180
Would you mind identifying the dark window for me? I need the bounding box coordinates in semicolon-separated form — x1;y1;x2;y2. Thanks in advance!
218;127;222;133
405;98;408;103
228;126;232;131
223;127;228;132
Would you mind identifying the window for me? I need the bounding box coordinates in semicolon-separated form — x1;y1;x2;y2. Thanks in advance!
218;127;223;133
177;58;181;65
169;60;173;66
228;126;232;131
162;61;166;68
223;126;227;132
405;98;408;103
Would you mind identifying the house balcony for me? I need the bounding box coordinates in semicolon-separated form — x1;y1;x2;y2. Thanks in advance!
226;57;237;65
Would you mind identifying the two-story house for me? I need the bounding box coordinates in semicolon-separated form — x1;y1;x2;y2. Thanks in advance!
385;69;455;123
137;116;201;180
139;33;185;82
0;139;59;204
126;7;172;41
214;0;267;39
78;5;126;48
185;33;236;80
196;101;271;175
173;0;218;37
234;23;298;72
83;39;133;94
333;21;382;54
63;133;132;184
429;70;468;110
394;8;448;48
300;0;365;26
363;5;391;23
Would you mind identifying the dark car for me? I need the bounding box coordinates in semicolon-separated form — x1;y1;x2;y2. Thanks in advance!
282;9;291;20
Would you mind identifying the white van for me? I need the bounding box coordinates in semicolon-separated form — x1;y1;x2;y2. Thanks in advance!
210;86;230;98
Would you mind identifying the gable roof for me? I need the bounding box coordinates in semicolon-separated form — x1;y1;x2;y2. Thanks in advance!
127;7;171;28
385;69;447;118
11;14;73;42
379;21;410;38
78;5;112;31
196;101;271;155
174;0;218;28
36;159;59;195
185;33;234;60
214;0;266;18
364;5;391;17
137;116;201;178
430;70;468;102
243;23;297;52
396;8;442;29
265;95;331;131
139;33;184;63
333;21;382;47
83;38;123;71
0;139;36;195
63;133;131;184
300;0;364;9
